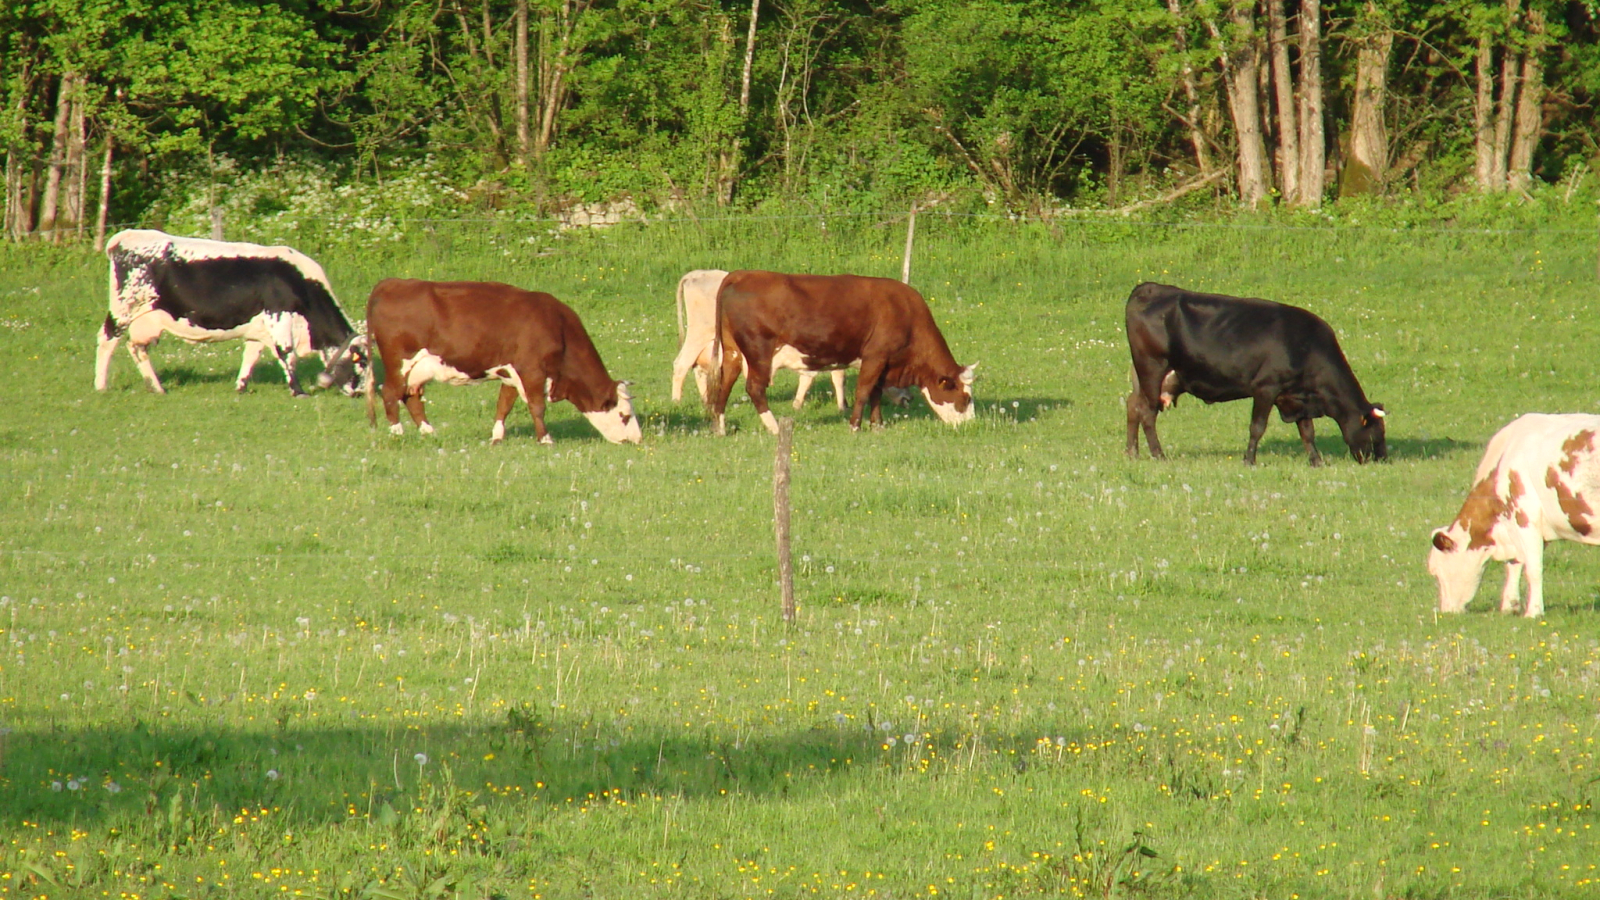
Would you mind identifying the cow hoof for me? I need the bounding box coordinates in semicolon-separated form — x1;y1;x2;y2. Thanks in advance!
1307;457;1324;468
388;424;404;436
538;435;554;446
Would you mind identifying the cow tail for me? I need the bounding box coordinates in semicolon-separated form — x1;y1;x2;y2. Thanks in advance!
675;275;686;344
705;278;724;419
365;354;378;427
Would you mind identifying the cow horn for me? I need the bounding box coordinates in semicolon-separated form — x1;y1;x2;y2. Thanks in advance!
960;363;977;385
1371;407;1386;419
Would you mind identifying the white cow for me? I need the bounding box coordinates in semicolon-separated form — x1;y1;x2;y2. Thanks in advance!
670;268;848;409
1429;413;1600;617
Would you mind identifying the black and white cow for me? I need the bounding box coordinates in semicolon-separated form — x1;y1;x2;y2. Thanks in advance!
94;229;366;397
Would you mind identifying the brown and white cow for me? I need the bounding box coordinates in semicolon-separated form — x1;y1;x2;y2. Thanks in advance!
707;271;974;434
364;279;641;445
673;268;892;410
1428;413;1600;618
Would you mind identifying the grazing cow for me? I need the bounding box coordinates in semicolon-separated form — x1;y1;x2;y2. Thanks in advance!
95;229;366;397
1124;282;1386;466
673;268;905;410
364;279;641;445
1429;414;1600;618
708;271;974;434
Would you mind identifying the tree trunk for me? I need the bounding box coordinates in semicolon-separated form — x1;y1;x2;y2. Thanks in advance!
38;73;75;244
93;135;112;251
515;0;531;165
66;89;87;239
1340;2;1393;197
716;0;760;205
1489;0;1522;192
1266;0;1299;203
481;0;496;68
535;0;587;155
1295;0;1324;207
1215;3;1269;208
1166;0;1212;176
1473;35;1495;190
1507;9;1545;191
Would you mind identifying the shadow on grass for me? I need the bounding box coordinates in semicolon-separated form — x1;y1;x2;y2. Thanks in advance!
1;710;1108;827
1130;432;1481;465
0;715;875;827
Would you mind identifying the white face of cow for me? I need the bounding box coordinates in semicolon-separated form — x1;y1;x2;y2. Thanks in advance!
1427;527;1490;613
316;335;370;396
584;382;642;444
920;364;977;426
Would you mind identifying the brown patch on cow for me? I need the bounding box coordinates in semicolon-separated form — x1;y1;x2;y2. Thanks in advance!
1457;467;1521;549
1559;429;1596;476
1545;465;1594;536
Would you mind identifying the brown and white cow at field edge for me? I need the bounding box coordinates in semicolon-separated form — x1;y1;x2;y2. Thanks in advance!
1429;413;1600;618
364;279;640;445
708;271;974;435
671;269;905;410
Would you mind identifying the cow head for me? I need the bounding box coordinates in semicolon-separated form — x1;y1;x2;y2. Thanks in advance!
921;364;976;426
1343;403;1387;462
584;381;642;444
317;335;371;397
1427;526;1490;613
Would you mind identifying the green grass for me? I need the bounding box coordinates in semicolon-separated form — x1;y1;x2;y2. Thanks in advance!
1;215;1598;899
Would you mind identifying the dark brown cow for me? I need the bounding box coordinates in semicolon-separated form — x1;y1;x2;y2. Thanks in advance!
364;279;641;444
708;271;975;434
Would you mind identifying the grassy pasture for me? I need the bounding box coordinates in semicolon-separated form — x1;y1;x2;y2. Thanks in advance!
1;215;1598;899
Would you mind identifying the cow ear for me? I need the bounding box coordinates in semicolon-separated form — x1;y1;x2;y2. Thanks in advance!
1431;530;1456;553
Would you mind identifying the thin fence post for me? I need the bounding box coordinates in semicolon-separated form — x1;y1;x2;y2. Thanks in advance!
901;203;917;284
210;205;224;241
773;417;796;624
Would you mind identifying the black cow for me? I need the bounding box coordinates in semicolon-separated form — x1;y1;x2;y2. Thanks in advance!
1124;282;1386;466
95;229;366;397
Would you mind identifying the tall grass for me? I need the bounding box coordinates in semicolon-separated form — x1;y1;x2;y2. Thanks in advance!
0;216;1596;898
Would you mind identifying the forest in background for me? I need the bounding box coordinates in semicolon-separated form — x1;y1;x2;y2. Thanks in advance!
4;0;1600;245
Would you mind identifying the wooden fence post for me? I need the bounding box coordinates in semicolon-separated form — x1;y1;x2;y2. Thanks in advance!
773;417;796;623
901;203;917;284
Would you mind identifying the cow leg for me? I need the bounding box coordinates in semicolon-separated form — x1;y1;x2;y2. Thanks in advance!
745;358;779;435
1519;541;1545;618
524;378;554;445
1125;390;1149;459
403;385;433;435
126;342;165;394
267;344;307;397
831;370;847;411
792;371;815;410
1296;418;1324;467
850;360;886;432
381;378;405;435
670;340;702;403
1129;364;1167;459
1244;395;1273;465
94;317;122;391
1499;561;1525;613
235;341;266;393
710;344;743;436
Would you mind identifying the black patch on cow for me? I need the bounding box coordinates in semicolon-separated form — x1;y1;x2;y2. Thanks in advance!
129;251;354;350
